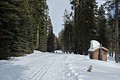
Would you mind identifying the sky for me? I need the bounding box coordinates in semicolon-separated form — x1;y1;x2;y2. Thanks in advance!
47;0;105;37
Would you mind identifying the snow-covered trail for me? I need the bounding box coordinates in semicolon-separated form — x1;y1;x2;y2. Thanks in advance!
0;51;67;80
0;52;63;80
0;50;120;80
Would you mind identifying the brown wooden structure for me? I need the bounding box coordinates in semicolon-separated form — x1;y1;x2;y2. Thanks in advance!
89;47;108;61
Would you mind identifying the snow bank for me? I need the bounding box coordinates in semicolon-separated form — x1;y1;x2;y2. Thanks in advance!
69;54;120;80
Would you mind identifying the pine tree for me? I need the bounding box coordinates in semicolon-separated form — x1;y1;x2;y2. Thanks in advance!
29;0;48;52
108;14;114;47
10;0;35;56
103;0;120;62
47;17;55;52
38;0;48;52
107;14;115;56
58;30;64;52
61;9;73;53
0;0;20;59
70;0;97;54
0;0;52;59
114;0;120;63
97;5;108;48
54;36;60;50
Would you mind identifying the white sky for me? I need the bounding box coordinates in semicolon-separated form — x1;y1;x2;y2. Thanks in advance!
47;0;105;37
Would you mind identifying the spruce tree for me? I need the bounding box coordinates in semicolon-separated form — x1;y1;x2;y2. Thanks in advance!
47;17;55;52
71;0;97;54
54;36;60;50
0;0;19;59
10;0;34;56
62;9;73;53
38;0;48;52
29;0;48;52
58;30;64;52
0;0;52;59
97;5;108;48
107;14;115;56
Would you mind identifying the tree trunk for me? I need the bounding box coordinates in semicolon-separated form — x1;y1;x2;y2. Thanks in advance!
115;0;119;63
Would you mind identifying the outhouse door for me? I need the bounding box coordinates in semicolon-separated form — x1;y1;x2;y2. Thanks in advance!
98;49;102;60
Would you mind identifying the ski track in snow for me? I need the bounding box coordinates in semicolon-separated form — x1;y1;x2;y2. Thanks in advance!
18;54;57;80
0;51;120;80
0;53;57;80
0;52;69;80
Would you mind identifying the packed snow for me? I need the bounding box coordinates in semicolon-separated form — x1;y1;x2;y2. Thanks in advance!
0;50;120;80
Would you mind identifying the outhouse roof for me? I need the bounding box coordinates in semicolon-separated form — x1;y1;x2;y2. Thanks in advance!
88;40;109;52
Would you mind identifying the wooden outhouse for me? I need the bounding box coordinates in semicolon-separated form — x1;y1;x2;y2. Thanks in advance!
88;40;108;61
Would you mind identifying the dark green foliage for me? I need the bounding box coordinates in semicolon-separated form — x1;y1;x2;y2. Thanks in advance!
106;15;114;52
8;0;35;56
58;30;64;51
59;9;73;53
54;36;60;50
63;21;73;53
0;0;50;59
0;0;20;59
32;0;48;52
102;0;120;63
47;17;55;52
72;0;97;54
97;5;108;48
47;32;55;52
59;0;97;54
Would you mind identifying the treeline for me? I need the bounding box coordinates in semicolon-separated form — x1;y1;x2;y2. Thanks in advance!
59;0;120;61
0;0;57;59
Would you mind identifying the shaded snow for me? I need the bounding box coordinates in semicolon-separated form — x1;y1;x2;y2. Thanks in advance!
0;50;120;80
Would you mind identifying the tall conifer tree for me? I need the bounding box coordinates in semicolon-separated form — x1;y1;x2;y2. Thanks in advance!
97;5;108;48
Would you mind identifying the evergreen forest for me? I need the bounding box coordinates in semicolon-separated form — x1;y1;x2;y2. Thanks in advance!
0;0;120;63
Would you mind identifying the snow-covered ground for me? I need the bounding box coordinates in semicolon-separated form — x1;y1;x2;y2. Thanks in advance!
0;50;120;80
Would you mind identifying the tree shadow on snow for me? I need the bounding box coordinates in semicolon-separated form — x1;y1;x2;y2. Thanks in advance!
0;60;29;80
